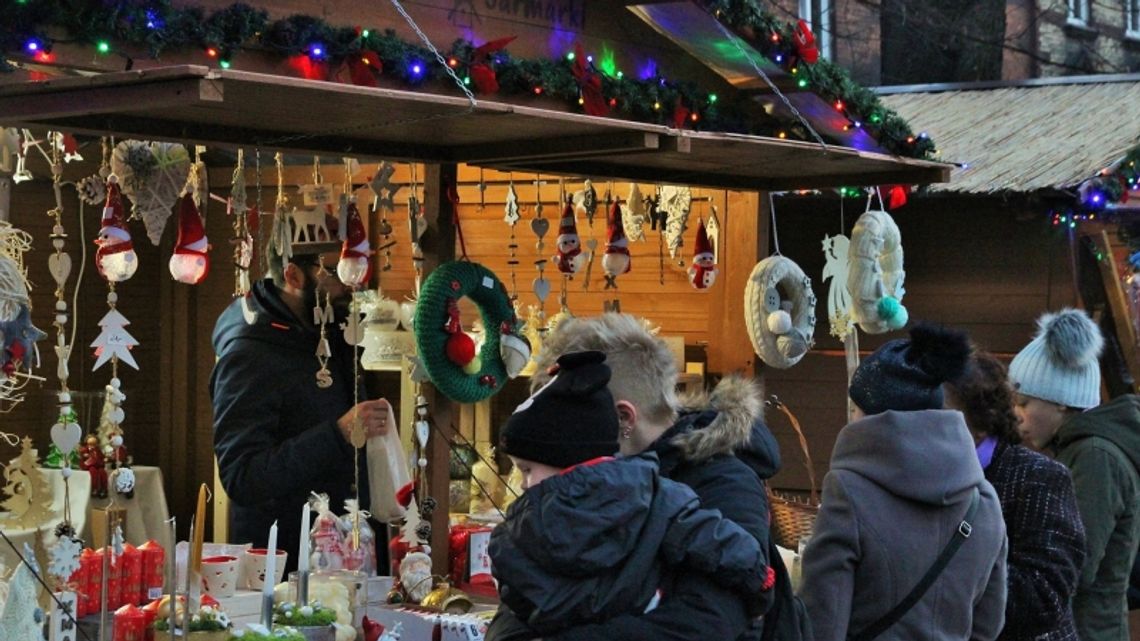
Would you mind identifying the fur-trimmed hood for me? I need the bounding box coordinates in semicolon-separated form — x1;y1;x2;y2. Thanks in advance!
657;375;781;480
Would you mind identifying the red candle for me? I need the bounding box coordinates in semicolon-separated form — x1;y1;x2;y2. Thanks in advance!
137;540;165;602
80;548;103;618
100;546;123;609
121;544;143;605
113;603;147;641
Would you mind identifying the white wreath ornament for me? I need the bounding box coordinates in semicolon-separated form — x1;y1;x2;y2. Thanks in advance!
744;255;817;369
847;209;907;334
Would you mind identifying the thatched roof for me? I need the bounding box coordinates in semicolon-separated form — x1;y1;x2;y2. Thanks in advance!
878;75;1140;194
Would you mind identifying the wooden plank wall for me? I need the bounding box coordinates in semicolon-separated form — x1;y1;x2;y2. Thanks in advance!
761;194;1077;493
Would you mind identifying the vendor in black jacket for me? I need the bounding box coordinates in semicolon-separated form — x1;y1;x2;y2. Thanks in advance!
487;351;771;641
210;241;392;573
523;313;780;641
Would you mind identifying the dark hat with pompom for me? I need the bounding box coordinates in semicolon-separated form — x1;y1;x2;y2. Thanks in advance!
1008;308;1103;409
849;323;972;415
499;351;619;468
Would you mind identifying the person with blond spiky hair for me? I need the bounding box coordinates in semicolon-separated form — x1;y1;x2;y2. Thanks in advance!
508;313;782;641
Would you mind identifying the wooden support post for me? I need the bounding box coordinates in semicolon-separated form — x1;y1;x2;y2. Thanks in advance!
706;190;768;376
421;163;458;575
0;173;10;222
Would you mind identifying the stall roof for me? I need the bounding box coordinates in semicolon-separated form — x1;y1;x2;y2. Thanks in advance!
878;74;1140;194
0;65;948;190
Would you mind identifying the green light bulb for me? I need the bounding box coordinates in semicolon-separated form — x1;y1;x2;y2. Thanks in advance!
797;78;808;88
97;41;110;54
219;60;231;69
362;30;370;38
709;93;718;103
566;51;575;61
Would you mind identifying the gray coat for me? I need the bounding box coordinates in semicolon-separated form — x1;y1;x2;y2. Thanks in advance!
800;410;1008;641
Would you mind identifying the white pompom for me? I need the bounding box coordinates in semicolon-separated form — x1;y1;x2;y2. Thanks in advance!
110;434;124;448
767;310;793;335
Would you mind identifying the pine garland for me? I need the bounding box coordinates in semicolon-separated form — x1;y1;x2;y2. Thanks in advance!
2;0;935;161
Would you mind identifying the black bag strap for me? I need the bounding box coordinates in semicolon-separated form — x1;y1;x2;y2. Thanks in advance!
847;486;981;641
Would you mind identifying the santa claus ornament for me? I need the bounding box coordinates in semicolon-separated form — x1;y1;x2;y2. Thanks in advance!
602;198;630;290
337;200;372;288
552;198;584;275
688;218;718;289
95;179;139;283
168;195;210;285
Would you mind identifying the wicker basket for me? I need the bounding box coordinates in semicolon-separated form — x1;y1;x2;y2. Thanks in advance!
767;395;820;550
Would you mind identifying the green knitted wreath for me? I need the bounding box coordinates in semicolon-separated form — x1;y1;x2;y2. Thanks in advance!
415;261;519;403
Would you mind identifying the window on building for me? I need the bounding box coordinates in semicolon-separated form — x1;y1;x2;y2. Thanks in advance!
1067;0;1090;26
1128;0;1140;38
798;0;833;60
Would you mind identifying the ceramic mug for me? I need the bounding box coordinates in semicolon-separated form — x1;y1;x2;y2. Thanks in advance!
200;555;240;598
240;548;288;591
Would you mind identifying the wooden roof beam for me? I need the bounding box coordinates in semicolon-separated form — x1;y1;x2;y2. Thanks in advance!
455;131;667;165
0;76;220;120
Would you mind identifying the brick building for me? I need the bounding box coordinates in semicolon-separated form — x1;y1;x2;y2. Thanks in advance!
768;0;1140;85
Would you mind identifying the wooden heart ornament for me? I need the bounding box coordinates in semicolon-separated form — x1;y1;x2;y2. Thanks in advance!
48;253;72;286
530;218;550;239
50;420;82;455
533;277;551;302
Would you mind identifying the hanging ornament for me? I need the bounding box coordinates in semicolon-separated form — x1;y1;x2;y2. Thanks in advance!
574;179;599;227
602;198;630;289
94;179;139;283
504;179;521;226
110;140;191;245
79;435;108;498
0;127;19;174
369;162;399;272
468;36;517;94
46;531;83;584
822;233;854;340
660;185;693;261
581;237;599;291
91;310;139;371
552;197;585;275
688;217;718;289
848;209;908;334
623;183;647;242
504;176;521;299
1;437;54;530
337;200;373;288
299;156;334;208
169;195;211;285
230;149;254;296
531;178;550;325
270;153;294;262
315;292;334;388
880;184;911;210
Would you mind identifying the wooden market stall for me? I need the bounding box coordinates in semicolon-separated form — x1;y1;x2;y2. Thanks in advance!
0;4;962;638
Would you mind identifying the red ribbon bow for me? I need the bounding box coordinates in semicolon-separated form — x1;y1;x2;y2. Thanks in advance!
570;43;609;117
793;19;820;65
469;36;517;94
881;184;911;210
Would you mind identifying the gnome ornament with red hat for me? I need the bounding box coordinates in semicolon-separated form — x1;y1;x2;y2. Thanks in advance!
337;200;372;288
95;178;139;283
688;218;717;289
602;198;631;290
552;198;584;275
168;195;210;285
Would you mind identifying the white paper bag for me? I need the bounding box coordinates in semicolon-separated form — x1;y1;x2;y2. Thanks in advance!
366;403;412;521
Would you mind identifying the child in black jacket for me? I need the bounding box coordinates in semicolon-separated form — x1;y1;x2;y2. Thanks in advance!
486;351;771;641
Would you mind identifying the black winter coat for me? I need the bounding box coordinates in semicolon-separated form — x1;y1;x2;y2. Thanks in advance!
210;279;368;572
548;376;778;641
985;442;1085;641
487;454;768;638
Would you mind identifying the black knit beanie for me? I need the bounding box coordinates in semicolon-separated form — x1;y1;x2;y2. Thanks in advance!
848;323;971;415
499;351;619;468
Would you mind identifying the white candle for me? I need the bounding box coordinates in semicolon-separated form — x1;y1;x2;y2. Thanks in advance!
264;521;278;597
298;502;311;574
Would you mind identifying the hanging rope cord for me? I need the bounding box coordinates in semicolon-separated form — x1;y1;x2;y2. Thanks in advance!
708;14;827;152
768;193;782;255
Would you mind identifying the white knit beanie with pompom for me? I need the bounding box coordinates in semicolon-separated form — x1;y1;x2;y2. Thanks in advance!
1008;308;1104;409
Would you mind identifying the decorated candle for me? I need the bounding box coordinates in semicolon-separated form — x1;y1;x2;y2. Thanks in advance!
121;544;143;605
112;603;146;641
138;540;165;601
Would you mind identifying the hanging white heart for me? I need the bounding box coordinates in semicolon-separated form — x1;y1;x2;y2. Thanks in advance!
48;253;72;286
530;218;550;239
50;421;82;455
533;277;551;302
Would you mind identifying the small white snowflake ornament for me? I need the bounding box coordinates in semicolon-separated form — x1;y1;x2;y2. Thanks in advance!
46;534;83;582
